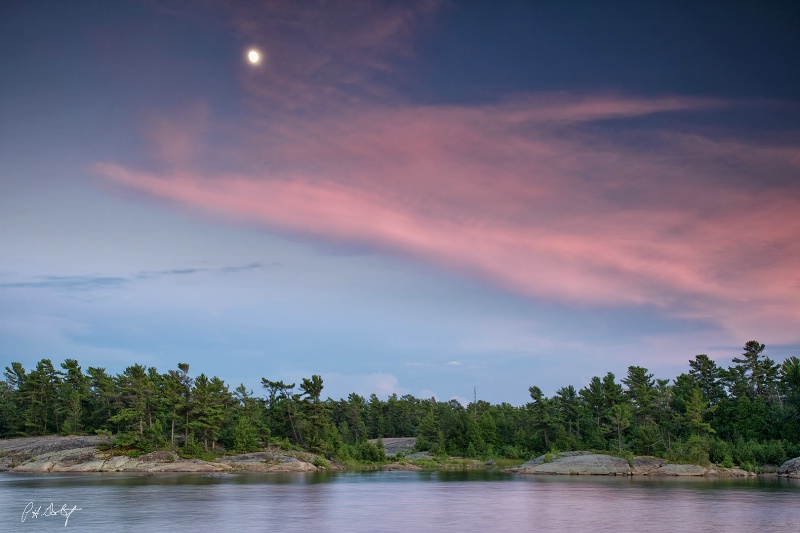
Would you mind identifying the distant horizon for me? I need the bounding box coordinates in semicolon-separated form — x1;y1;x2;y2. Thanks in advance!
5;338;794;407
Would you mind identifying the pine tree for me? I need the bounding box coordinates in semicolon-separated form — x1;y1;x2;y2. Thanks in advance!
58;359;90;434
189;374;227;452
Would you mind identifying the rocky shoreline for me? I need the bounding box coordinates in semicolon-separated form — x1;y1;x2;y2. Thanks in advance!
508;451;757;477
0;436;319;474
2;436;799;478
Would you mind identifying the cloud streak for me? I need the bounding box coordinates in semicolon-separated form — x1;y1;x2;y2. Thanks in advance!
1;263;266;292
95;2;800;345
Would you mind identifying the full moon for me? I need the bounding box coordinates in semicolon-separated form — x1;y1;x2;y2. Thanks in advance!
247;49;260;64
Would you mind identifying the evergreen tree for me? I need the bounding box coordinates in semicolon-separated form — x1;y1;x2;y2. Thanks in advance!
3;362;28;435
25;360;62;434
163;363;193;449
682;387;714;436
299;374;332;453
58;358;90;434
415;408;439;453
87;367;118;432
528;385;559;449
188;374;227;452
622;366;656;427
688;354;724;405
110;364;152;438
579;376;605;429
555;385;580;440
606;403;632;454
731;341;780;401
344;393;368;443
262;378;301;443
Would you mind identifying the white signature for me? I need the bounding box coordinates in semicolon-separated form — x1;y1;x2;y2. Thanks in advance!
21;502;83;527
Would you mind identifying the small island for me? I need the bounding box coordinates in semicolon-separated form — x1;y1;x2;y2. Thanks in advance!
2;341;799;478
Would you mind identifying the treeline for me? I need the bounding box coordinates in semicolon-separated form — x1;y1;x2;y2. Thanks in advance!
1;340;799;468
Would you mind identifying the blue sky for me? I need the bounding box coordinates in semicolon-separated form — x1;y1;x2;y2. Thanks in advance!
2;1;799;405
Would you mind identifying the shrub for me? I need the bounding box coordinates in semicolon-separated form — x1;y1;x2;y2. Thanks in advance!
502;445;524;459
311;455;329;469
669;435;710;466
721;454;734;469
355;440;385;462
709;437;732;465
762;440;787;465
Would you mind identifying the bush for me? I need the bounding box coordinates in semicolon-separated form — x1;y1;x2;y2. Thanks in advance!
355;440;385;463
784;440;800;460
721;454;734;469
311;455;329;469
127;449;148;459
762;440;787;465
709;437;732;465
502;445;524;459
669;435;710;466
178;436;216;461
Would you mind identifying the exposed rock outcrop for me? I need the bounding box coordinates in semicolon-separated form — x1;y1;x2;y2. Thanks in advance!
514;451;756;477
518;454;631;475
520;450;593;469
0;437;317;473
650;463;707;476
0;435;107;460
631;456;666;474
370;437;417;457
706;467;755;477
778;457;800;479
221;451;318;472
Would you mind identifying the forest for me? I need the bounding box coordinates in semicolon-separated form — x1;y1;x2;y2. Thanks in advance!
2;340;799;470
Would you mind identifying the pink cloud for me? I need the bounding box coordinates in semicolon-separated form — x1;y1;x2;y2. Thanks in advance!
94;1;800;345
96;94;800;345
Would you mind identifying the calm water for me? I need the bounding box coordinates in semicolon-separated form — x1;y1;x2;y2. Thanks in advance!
1;470;798;532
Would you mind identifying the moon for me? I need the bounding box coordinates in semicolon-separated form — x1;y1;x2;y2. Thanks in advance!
247;49;261;64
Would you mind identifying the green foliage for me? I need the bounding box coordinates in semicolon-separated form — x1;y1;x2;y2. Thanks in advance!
126;449;149;459
1;341;798;469
311;455;329;469
708;437;732;464
113;431;139;448
721;453;734;469
355;440;385;462
230;415;261;454
668;435;711;466
502;445;524;459
415;410;438;453
623;450;635;467
177;435;217;461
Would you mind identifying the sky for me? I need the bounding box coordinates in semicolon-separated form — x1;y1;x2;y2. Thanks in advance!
2;0;799;406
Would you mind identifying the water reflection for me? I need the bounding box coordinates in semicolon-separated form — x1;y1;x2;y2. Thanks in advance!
1;471;798;532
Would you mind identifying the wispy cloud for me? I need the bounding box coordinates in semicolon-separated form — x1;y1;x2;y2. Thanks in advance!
1;263;266;292
95;2;800;345
0;276;129;291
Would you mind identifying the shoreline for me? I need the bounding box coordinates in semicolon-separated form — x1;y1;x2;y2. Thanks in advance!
2;435;798;478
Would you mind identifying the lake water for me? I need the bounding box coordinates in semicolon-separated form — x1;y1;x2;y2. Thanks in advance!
1;470;798;532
